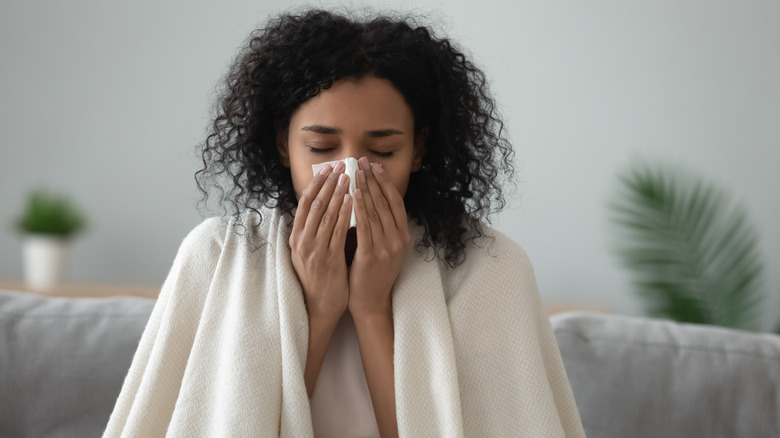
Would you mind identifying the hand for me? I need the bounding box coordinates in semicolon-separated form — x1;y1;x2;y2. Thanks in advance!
348;156;411;318
289;161;353;322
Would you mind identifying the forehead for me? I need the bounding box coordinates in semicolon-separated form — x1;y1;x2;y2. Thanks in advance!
288;76;414;131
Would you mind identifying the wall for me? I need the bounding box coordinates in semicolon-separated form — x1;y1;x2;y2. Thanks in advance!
1;0;778;329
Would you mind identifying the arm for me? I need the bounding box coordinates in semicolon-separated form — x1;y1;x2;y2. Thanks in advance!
353;308;397;438
304;314;340;398
348;158;409;438
288;163;352;398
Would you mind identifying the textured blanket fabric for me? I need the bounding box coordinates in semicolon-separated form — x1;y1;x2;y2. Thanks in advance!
102;208;585;437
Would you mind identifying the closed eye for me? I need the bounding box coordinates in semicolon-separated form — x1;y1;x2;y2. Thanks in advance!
308;147;334;154
371;150;394;158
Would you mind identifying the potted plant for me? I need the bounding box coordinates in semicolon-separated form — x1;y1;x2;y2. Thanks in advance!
609;159;765;331
14;188;87;291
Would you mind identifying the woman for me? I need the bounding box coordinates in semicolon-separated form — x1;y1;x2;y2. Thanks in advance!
103;8;585;438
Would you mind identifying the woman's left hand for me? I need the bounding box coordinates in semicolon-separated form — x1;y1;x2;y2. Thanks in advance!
348;156;411;318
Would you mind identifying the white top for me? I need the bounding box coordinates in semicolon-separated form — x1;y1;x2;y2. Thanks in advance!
309;309;380;437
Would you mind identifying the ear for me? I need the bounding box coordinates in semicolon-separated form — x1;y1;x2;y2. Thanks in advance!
275;121;290;168
411;126;428;172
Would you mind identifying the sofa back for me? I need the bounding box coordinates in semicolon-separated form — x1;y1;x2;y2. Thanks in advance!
551;311;780;438
0;289;154;438
3;289;779;438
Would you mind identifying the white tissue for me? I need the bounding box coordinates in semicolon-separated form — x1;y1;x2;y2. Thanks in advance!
311;157;359;228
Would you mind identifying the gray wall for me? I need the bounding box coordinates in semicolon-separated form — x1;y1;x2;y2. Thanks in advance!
1;0;778;329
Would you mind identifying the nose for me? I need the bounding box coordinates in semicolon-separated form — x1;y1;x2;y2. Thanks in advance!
336;141;365;162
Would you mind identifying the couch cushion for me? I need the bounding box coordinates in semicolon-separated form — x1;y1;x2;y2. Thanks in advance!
0;289;154;438
551;311;780;438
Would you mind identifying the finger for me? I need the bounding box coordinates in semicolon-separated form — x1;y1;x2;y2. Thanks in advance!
292;163;332;238
329;193;352;252
370;162;409;235
356;166;384;247
352;188;373;251
317;170;350;240
359;157;396;235
304;161;345;240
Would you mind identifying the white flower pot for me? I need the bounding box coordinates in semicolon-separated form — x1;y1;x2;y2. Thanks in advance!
22;234;70;291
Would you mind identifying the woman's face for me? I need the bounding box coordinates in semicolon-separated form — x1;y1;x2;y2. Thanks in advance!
277;76;426;201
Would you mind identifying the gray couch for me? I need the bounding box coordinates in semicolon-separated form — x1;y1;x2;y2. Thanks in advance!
0;289;154;438
554;312;780;437
1;288;779;437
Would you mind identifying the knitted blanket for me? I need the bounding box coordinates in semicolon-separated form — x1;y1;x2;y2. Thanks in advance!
103;208;585;437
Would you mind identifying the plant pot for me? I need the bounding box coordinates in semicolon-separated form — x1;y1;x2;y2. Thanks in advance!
22;234;70;291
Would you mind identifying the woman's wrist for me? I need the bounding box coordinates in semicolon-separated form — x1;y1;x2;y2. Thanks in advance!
302;285;348;323
349;300;393;324
308;307;345;328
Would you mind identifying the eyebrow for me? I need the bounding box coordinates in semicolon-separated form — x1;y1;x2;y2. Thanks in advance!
301;125;404;138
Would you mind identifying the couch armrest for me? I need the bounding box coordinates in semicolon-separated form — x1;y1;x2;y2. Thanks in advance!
551;312;780;438
0;289;155;438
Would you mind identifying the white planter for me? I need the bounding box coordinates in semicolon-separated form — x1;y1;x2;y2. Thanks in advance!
22;234;70;291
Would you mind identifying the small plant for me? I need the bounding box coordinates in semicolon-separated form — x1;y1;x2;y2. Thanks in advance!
609;159;765;331
15;188;87;237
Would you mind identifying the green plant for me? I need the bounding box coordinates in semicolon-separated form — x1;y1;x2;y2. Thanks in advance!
15;188;87;237
610;160;764;331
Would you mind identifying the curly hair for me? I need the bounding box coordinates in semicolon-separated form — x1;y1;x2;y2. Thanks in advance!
195;8;515;268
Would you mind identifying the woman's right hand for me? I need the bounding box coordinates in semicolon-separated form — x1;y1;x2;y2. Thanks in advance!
289;161;353;322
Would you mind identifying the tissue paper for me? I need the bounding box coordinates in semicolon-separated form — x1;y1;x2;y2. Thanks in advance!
311;157;359;228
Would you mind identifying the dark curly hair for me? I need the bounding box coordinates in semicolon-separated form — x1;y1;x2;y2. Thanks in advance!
195;8;515;267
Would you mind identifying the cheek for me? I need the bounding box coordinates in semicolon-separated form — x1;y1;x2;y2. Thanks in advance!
387;169;412;198
292;164;314;200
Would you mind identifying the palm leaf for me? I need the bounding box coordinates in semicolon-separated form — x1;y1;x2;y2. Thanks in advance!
609;160;764;331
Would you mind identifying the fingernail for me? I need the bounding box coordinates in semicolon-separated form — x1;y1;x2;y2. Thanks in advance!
371;162;384;174
334;160;346;173
343;193;350;204
358;169;366;183
338;173;347;186
319;164;332;175
355;188;362;200
359;156;369;169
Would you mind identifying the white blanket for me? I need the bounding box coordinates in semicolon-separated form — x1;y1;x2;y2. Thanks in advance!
103;207;585;437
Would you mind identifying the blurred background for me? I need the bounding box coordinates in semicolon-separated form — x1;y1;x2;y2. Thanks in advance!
1;0;778;329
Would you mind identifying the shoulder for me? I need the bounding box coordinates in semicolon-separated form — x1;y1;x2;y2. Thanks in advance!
157;216;233;303
461;225;534;277
176;215;231;258
179;208;277;247
183;215;230;245
442;224;537;300
178;208;284;257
